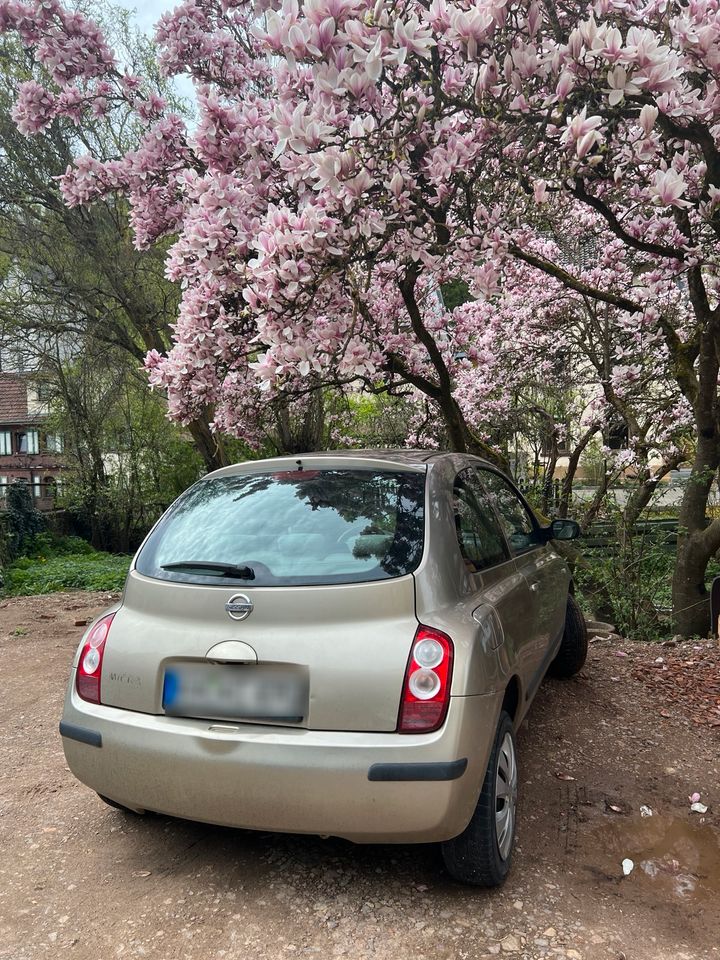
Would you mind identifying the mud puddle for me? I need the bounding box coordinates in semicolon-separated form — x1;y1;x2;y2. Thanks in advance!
589;813;720;902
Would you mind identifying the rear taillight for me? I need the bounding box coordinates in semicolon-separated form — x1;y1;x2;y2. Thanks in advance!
76;613;115;704
398;626;454;733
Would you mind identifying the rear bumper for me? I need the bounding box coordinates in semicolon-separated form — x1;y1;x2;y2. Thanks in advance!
60;678;501;843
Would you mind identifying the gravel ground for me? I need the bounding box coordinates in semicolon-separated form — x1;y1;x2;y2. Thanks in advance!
0;592;718;960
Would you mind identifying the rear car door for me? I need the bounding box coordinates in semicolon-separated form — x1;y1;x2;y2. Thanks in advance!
477;469;568;690
452;468;538;687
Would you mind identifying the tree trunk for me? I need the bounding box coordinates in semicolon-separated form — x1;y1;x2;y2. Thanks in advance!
396;268;509;470
672;534;715;637
272;392;326;454
619;455;685;552
187;415;228;471
672;320;720;636
542;446;558;516
558;424;599;518
581;468;614;529
440;395;510;470
672;441;719;636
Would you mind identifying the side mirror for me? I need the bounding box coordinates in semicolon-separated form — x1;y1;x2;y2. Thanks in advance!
549;518;581;541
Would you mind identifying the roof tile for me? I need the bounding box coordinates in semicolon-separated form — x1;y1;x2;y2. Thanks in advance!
0;374;28;423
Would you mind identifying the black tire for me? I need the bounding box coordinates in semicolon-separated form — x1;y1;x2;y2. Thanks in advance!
441;711;517;887
549;593;588;678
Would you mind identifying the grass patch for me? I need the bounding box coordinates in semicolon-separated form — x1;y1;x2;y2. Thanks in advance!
2;534;131;596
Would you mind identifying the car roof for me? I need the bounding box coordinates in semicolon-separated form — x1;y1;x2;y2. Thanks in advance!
283;448;501;468
294;448;442;465
212;449;499;475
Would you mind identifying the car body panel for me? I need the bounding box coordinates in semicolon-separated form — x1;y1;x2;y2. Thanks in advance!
101;570;420;732
61;678;502;843
411;454;552;717
510;547;568;681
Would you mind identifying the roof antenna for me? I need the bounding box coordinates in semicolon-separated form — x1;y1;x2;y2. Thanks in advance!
296;459;303;471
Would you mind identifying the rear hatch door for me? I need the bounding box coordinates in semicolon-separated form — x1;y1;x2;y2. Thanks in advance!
100;460;426;733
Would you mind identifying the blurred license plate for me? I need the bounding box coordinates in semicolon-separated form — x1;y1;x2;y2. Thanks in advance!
162;663;308;722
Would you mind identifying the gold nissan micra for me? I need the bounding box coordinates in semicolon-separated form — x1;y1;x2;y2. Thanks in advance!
60;450;585;886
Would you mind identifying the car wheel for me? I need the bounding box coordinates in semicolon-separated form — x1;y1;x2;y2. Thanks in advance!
548;594;588;678
441;710;517;887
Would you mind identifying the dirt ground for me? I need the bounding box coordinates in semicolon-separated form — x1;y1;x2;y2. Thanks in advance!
0;591;718;960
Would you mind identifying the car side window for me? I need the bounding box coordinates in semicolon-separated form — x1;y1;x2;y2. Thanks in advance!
479;470;539;556
453;470;510;573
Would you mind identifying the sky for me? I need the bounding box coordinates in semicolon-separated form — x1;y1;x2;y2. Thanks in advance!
117;0;174;35
117;0;196;101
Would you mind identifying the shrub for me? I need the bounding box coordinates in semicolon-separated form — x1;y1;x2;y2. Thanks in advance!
574;531;673;642
5;483;45;558
3;550;131;596
2;532;131;596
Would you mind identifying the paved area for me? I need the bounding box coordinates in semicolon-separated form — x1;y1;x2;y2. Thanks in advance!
0;592;718;960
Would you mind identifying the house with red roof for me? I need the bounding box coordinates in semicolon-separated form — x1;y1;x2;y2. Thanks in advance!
0;372;65;511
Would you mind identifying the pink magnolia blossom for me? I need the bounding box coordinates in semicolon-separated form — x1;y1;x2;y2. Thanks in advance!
0;0;715;460
650;168;691;208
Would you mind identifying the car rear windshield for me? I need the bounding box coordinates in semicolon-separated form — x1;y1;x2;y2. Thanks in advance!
135;467;426;586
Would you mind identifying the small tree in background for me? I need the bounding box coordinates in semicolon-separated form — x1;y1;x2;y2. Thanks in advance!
5;481;45;558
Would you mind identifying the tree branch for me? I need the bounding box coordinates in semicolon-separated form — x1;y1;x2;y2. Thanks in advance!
508;243;643;314
570;180;686;261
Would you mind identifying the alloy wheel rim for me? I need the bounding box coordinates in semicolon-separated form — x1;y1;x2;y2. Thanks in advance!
495;732;518;861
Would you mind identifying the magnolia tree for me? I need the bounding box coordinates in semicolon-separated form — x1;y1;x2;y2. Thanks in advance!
1;0;719;633
456;215;694;524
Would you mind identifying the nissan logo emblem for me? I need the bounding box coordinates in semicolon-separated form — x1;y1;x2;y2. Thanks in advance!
225;593;254;621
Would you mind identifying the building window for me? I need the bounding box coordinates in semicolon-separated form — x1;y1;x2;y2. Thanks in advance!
36;382;52;401
0;431;11;455
540;423;571;457
0;476;7;497
45;433;64;454
32;476;42;500
605;420;629;451
17;430;39;455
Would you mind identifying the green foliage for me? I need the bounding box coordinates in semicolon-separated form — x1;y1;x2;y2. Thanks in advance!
574;530;674;642
45;348;204;553
4;552;130;596
331;392;423;448
0;19;212;547
440;278;474;312
2;533;130;596
5;483;46;558
30;532;94;556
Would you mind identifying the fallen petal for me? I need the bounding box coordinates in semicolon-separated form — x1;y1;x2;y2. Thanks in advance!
622;858;634;876
690;802;708;814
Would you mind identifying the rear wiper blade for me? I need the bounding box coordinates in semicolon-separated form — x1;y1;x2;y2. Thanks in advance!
161;561;256;580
